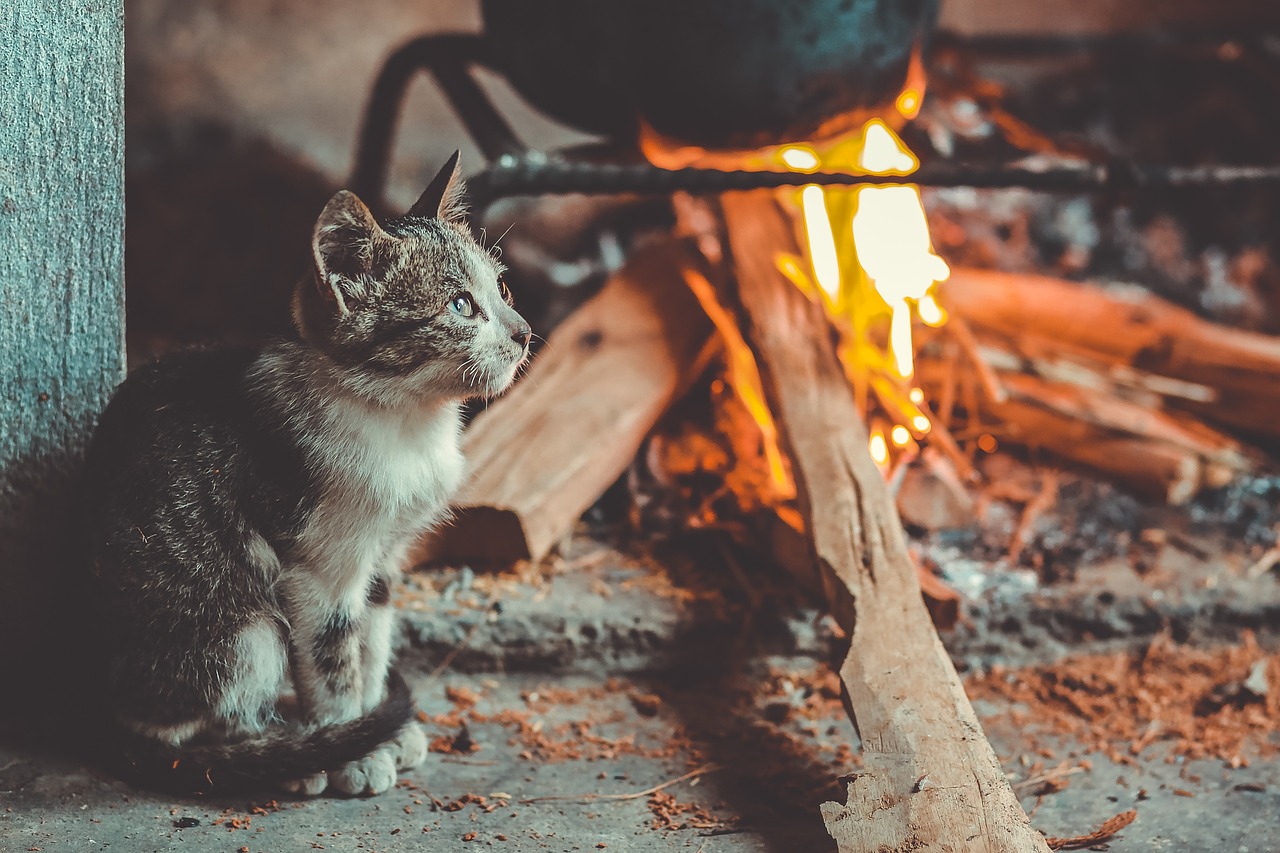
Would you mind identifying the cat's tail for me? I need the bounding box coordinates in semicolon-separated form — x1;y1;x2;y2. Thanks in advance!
110;668;415;794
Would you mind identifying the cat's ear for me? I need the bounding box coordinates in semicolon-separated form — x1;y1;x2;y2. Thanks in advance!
312;190;386;313
407;150;466;223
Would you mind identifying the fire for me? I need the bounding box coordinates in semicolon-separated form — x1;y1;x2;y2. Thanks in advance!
641;57;950;484
682;269;795;498
869;429;890;469
778;116;950;469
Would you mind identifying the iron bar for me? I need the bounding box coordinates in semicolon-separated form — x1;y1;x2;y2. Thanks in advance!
465;157;1280;218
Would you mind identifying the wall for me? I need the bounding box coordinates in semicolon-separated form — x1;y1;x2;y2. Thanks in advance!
0;0;126;698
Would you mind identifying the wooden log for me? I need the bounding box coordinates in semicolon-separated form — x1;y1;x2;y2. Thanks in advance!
995;372;1250;484
916;336;1253;503
720;192;1048;853
1;0;126;711
943;268;1280;438
418;239;712;565
985;397;1204;505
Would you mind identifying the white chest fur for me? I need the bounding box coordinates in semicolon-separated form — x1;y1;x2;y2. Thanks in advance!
295;394;464;600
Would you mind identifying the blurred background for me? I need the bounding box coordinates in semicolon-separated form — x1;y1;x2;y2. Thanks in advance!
125;0;1280;361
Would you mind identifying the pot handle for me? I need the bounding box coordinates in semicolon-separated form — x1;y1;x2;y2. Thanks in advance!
351;34;528;214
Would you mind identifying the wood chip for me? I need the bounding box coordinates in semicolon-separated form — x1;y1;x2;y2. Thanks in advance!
1043;809;1136;850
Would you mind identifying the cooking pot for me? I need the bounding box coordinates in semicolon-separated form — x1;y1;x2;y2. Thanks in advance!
481;0;940;149
353;0;939;203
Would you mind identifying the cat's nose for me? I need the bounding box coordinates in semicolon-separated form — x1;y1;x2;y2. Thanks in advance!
511;323;531;348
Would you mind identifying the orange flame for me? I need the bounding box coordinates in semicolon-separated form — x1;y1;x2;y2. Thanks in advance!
682;269;795;498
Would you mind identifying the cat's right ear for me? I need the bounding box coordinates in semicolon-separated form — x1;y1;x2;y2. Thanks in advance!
311;190;386;314
408;150;466;223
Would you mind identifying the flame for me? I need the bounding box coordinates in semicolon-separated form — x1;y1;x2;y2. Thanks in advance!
896;88;921;119
800;185;842;300
682;269;795;498
852;120;950;379
647;56;949;484
895;45;928;122
778;115;951;471
780;146;820;173
869;429;890;468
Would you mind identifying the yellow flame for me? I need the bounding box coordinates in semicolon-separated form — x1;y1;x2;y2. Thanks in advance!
849;121;949;379
775;114;950;471
896;88;921;120
800;186;841;300
869;430;890;467
917;294;947;326
780;145;820;173
896;45;928;122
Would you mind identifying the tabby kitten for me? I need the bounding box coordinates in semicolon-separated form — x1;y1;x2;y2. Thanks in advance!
81;153;530;796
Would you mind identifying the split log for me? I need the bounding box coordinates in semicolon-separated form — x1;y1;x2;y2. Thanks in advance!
943;268;1280;438
994;372;1249;489
916;339;1254;503
985;396;1205;505
418;239;712;565
720;192;1048;853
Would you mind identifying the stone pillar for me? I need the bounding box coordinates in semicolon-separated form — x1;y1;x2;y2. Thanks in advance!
0;1;126;695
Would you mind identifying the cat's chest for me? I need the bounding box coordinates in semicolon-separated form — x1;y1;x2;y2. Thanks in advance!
338;411;462;511
304;404;464;547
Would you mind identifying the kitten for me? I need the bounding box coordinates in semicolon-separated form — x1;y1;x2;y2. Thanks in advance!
79;153;530;796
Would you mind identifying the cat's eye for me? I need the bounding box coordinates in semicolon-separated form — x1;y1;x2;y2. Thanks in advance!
449;292;477;318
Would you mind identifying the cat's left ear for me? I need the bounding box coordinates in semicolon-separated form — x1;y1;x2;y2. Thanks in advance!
407;150;466;223
312;190;387;313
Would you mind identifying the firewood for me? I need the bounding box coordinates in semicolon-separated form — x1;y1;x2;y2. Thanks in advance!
943;268;1280;438
995;372;1250;485
917;342;1253;503
897;449;975;531
984;395;1203;505
417;239;712;565
720;192;1049;853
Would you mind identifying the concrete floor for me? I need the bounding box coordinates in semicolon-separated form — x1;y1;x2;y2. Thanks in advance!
3;532;1278;852
4;664;1278;852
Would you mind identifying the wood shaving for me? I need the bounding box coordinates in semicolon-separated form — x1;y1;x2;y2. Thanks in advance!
1044;808;1136;850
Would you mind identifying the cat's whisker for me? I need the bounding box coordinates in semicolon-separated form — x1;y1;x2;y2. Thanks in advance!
487;222;516;259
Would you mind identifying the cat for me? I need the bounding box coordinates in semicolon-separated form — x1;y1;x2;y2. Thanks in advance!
79;152;530;796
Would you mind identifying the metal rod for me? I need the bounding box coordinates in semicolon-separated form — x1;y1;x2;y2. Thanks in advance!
350;34;526;212
466;157;1280;218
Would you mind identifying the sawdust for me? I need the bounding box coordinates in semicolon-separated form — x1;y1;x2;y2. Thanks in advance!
967;632;1280;767
645;790;723;831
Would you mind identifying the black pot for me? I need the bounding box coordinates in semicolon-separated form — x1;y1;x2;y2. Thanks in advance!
481;0;940;149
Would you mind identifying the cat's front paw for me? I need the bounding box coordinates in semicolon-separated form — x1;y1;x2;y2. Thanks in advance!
330;747;396;796
388;722;428;771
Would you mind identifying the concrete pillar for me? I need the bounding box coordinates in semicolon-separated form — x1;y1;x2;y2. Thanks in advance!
1;1;126;692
